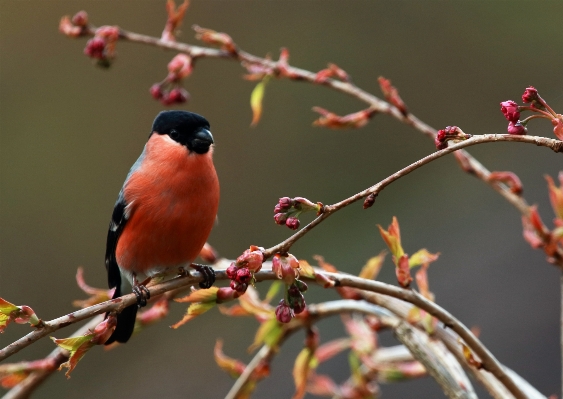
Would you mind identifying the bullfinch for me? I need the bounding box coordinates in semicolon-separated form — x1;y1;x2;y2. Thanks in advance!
104;110;219;345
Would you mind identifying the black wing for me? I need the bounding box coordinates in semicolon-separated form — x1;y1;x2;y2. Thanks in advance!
105;191;128;293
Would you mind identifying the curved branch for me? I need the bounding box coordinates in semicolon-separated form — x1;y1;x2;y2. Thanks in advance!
226;300;476;399
263;134;563;258
1;265;532;399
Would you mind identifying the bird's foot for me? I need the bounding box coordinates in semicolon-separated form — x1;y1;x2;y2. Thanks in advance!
133;284;151;308
191;264;216;289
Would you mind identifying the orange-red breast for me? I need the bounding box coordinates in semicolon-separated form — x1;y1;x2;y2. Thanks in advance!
104;110;219;344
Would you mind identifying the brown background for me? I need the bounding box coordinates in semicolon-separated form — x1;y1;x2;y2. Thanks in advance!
1;1;562;398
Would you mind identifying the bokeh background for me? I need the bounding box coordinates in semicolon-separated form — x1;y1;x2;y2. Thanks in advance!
1;1;562;398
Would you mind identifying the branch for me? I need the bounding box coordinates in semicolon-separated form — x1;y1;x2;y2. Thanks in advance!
226;300;475;399
262;133;562;258
76;21;561;230
1;316;103;399
359;291;546;399
1;265;533;399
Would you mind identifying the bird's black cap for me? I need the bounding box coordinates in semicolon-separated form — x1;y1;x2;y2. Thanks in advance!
151;110;214;154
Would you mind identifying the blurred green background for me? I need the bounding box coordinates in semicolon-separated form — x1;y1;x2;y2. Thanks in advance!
1;1;562;398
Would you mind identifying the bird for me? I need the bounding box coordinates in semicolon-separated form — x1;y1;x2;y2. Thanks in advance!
104;110;220;345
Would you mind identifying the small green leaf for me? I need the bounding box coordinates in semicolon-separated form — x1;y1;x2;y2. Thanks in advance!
170;301;216;329
250;76;270;127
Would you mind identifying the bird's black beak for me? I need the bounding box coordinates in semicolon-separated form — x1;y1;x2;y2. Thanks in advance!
189;128;214;154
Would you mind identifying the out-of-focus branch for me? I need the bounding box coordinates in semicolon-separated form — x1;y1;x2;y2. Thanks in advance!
1;315;103;399
360;291;546;399
226;300;476;399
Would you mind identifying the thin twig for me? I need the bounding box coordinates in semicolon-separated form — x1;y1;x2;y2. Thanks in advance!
262;134;563;258
79;23;560;230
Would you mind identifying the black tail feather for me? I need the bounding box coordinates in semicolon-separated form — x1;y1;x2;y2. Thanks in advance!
104;286;138;345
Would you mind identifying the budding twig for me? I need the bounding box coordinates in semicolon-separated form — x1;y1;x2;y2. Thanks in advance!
262;134;563;259
1;264;534;399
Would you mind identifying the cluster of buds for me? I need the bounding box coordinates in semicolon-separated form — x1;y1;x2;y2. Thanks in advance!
150;54;193;105
434;125;472;150
274;279;308;323
59;11;89;38
225;246;264;294
83;26;120;68
500;86;563;140
273;197;323;230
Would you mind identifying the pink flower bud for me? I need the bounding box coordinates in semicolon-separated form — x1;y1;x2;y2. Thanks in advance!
278;197;293;211
235;246;264;272
274;212;288;225
521;87;538;103
274;204;282;214
84;37;106;59
161;91;173;105
71;11;88;27
272;254;300;284
226;262;238;279
167;54;193;80
95;26;120;42
235;268;252;284
275;300;294;323
435;136;448;150
230;280;248;293
167;87;189;104
285;217;300;230
500;100;520;123
507;121;527;135
150;84;163;100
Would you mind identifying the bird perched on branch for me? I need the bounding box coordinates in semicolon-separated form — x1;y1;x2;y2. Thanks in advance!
104;110;219;344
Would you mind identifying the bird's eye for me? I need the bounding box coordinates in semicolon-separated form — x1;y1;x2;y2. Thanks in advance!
170;129;179;140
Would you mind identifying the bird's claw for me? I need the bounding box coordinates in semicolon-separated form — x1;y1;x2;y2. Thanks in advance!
133;284;151;308
192;264;216;289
